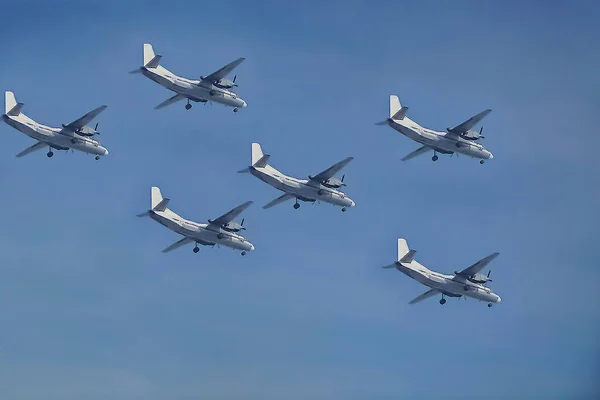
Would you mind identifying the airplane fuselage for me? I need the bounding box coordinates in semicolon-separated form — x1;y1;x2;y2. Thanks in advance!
387;118;493;160
2;113;108;156
395;261;501;303
149;210;254;252
142;66;247;109
250;166;355;208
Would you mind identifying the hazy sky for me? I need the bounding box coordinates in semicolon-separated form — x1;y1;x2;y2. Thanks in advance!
0;1;599;399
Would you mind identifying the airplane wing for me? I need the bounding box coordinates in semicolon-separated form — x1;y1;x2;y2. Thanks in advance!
202;57;246;82
209;201;253;227
16;141;47;157
454;252;499;278
162;237;193;253
64;105;107;131
263;193;294;209
155;94;187;109
401;145;431;161
450;109;492;133
309;157;354;182
409;288;439;304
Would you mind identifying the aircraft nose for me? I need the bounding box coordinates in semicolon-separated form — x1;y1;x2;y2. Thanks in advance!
249;243;255;251
496;295;502;303
241;100;247;108
103;148;109;156
488;151;493;160
350;199;356;207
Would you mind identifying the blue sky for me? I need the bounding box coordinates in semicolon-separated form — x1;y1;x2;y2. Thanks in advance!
0;0;599;398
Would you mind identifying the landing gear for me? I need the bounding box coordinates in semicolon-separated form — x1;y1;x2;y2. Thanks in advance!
293;200;300;210
47;150;54;158
432;154;438;162
210;90;216;96
480;159;485;164
95;155;100;161
193;245;199;253
342;207;347;212
185;100;192;110
487;303;492;308
464;285;470;291
439;298;446;305
317;189;324;196
241;251;247;256
71;138;77;144
233;108;239;113
217;233;224;239
456;142;461;148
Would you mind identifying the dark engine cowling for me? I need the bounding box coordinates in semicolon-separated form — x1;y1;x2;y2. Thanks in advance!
467;272;491;284
322;177;345;189
214;76;237;89
222;220;245;233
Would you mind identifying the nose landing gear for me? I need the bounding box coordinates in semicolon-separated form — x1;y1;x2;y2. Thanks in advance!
342;207;347;212
480;159;485;164
241;251;246;256
487;303;492;308
233;108;239;113
95;156;100;160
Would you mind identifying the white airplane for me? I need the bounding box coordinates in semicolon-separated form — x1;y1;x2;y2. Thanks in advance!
376;95;494;163
238;143;355;211
2;91;109;160
130;43;247;112
137;187;255;256
383;238;501;307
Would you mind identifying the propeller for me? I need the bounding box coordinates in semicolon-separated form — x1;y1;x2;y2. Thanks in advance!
486;270;492;282
479;126;485;139
94;122;100;135
233;75;237;86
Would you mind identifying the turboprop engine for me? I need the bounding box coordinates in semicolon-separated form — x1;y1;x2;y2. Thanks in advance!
222;218;246;233
214;75;238;89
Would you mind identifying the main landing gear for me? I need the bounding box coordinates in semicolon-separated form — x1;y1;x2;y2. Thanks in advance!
193;243;199;253
293;201;300;210
209;90;216;96
47;149;54;158
480;159;485;164
185;99;192;110
439;298;446;305
432;152;439;162
71;138;77;144
217;233;224;239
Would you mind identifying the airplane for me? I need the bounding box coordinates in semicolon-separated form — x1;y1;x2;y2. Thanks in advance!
2;91;109;160
137;187;255;256
238;143;355;212
376;95;494;164
130;43;247;112
383;238;501;307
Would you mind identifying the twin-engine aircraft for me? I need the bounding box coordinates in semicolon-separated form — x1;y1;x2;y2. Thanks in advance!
383;238;501;307
130;43;247;112
377;95;494;163
137;187;255;256
238;143;355;211
2;91;109;160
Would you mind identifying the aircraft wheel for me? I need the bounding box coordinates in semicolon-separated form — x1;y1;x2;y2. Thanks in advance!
233;108;239;113
293;203;300;210
71;138;77;144
95;156;100;161
193;246;199;253
342;207;347;212
210;90;216;96
241;251;246;256
464;285;470;291
217;233;224;239
47;151;54;158
488;303;492;308
185;103;192;110
432;155;438;162
317;189;324;195
439;298;446;305
480;159;485;164
455;143;461;148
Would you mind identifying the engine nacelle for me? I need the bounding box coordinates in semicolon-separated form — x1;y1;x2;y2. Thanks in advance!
222;221;245;233
215;78;237;89
322;177;345;189
468;273;491;284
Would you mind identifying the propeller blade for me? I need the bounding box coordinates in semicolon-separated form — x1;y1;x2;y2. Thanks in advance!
233;75;237;83
241;218;244;226
341;174;345;182
95;122;98;130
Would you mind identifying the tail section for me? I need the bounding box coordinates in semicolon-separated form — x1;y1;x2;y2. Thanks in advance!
143;43;162;68
151;186;164;209
5;91;18;115
390;95;408;120
397;238;411;262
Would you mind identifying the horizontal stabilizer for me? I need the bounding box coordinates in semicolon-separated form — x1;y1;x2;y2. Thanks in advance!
392;106;409;120
400;249;416;263
145;55;162;69
253;154;270;168
153;198;170;212
7;102;23;116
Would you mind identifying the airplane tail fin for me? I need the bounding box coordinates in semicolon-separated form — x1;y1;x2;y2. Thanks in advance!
397;238;413;262
151;186;164;209
4;91;20;115
389;95;408;120
143;44;162;68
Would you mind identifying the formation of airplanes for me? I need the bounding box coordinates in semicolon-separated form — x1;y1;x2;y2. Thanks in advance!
1;43;503;308
383;239;501;307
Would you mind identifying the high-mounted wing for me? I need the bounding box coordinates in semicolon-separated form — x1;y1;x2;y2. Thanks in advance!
209;201;253;227
309;157;354;182
162;237;193;253
64;105;107;131
401;145;431;161
202;57;246;83
454;252;499;279
16;141;47;158
409;288;439;304
449;109;492;134
263;193;294;209
155;94;186;110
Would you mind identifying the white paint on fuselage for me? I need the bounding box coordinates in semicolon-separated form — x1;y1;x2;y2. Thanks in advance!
142;66;247;109
2;112;108;156
395;260;501;303
150;209;254;252
250;164;355;208
387;117;493;160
